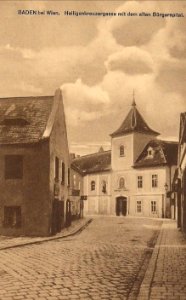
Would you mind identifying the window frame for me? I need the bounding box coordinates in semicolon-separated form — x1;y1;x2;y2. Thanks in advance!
67;168;70;187
147;147;154;159
151;201;157;213
73;174;76;188
4;206;22;228
119;145;125;157
55;157;59;181
90;180;96;191
61;161;65;185
5;155;23;180
137;176;143;188
101;180;107;194
152;174;158;188
136;200;142;213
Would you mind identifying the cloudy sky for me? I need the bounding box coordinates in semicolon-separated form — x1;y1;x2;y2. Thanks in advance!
0;1;185;155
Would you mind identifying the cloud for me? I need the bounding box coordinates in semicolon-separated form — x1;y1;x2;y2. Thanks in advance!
0;0;185;155
62;78;110;105
145;16;186;96
106;47;154;75
61;79;110;126
107;1;165;47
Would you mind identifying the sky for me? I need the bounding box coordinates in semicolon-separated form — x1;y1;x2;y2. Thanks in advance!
0;1;185;155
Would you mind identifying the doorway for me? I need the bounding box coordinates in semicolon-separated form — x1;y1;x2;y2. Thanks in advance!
51;199;64;235
116;197;127;216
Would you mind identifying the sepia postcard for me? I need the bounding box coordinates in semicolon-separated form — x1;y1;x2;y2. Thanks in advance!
0;1;185;299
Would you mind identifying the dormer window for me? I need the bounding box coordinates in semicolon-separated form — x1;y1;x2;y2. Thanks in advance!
120;145;125;157
1;117;29;126
147;147;154;159
148;150;152;156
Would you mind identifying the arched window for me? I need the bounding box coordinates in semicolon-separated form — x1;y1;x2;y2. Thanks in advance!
120;145;124;157
119;177;125;189
102;180;107;194
91;180;96;191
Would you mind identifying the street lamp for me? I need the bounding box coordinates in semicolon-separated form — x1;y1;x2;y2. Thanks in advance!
164;183;168;192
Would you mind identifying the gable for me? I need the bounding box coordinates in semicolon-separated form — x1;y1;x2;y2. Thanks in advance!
134;140;178;168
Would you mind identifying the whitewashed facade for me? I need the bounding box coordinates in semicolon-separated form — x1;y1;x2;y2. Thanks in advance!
73;101;178;218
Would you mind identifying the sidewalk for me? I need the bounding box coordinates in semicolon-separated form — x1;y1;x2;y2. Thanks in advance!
0;217;92;251
138;219;186;300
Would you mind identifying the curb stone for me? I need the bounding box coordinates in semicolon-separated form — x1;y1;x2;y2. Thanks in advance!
127;222;162;300
137;221;164;300
0;218;93;251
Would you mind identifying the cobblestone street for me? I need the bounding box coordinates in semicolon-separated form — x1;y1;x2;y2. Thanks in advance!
0;217;162;300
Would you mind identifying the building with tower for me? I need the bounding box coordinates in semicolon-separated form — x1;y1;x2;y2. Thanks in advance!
73;99;178;218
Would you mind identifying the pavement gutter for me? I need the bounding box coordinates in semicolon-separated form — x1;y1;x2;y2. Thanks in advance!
0;218;93;251
137;221;164;300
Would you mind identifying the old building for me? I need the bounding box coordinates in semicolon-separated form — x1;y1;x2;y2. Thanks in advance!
176;112;186;233
70;159;84;221
72;149;111;215
73;100;178;218
0;89;70;236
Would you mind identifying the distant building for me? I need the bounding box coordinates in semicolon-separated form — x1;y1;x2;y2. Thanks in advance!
175;112;186;233
0;89;71;236
73;100;178;218
70;162;84;220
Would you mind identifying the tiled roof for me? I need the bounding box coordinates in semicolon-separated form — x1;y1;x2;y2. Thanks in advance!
134;140;178;168
72;151;111;175
0;96;54;144
111;101;159;137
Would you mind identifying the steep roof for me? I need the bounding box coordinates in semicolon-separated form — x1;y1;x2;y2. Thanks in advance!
0;95;56;144
134;140;178;168
72;150;111;175
110;100;159;137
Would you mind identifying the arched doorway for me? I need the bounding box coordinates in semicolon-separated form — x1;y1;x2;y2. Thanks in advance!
116;196;127;216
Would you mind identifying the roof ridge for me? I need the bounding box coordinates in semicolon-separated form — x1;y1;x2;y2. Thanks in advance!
73;150;111;160
0;95;53;100
156;139;178;144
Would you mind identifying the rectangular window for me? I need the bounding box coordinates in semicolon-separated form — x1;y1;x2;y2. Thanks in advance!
73;174;76;188
91;180;96;191
55;157;59;180
136;201;142;213
5;155;23;179
137;176;143;188
152;174;158;187
61;161;65;184
120;145;124;157
151;201;157;213
4;206;22;228
68;168;70;186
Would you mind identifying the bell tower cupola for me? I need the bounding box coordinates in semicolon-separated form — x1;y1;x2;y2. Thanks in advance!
110;93;159;170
